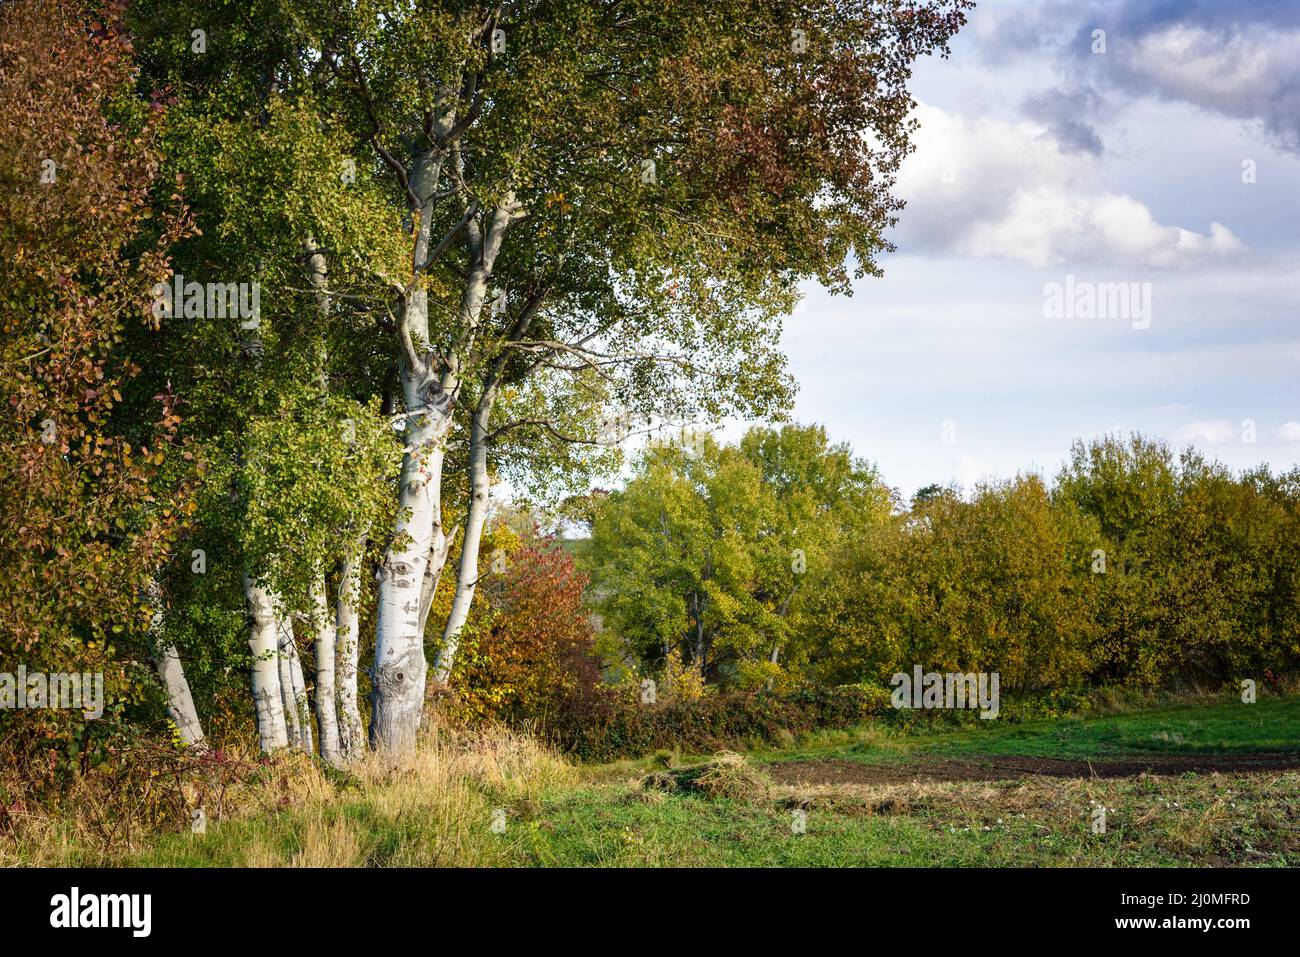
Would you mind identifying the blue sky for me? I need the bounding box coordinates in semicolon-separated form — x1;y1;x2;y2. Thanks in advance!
768;0;1300;499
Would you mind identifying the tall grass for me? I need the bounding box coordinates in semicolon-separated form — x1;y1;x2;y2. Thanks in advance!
1;722;573;867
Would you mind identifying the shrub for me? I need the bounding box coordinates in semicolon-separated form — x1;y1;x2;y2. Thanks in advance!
448;538;602;727
546;682;890;762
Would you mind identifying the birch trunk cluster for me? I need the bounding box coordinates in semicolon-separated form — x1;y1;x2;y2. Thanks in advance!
145;12;658;762
240;569;374;762
366;87;524;750
141;47;647;765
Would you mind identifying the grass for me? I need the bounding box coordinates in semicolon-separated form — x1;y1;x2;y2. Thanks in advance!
531;767;1299;866
6;692;1298;867
739;692;1300;769
135;726;575;867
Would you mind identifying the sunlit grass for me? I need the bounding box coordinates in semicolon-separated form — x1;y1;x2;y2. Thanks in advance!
8;693;1297;867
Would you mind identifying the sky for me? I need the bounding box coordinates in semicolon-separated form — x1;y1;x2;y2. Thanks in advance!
760;0;1300;500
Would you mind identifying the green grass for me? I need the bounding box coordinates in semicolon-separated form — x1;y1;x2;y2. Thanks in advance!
528;789;995;866
525;775;1296;867
513;694;1299;867
25;694;1300;868
130;768;1298;868
737;693;1300;769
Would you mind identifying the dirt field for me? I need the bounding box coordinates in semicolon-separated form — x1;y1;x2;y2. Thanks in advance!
766;752;1300;786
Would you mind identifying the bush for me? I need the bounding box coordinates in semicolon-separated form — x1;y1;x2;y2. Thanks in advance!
546;682;890;762
447;538;601;727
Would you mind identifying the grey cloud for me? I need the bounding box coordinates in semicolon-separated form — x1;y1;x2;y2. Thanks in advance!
1054;0;1300;153
1021;84;1105;154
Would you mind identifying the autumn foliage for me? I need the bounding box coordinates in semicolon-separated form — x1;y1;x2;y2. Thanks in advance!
0;0;193;770
447;537;601;727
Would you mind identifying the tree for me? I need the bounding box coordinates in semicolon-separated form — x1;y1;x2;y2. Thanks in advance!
1057;434;1300;685
448;533;598;726
806;474;1101;694
113;84;404;757
588;425;891;688
737;424;894;680
130;0;971;754
0;0;198;758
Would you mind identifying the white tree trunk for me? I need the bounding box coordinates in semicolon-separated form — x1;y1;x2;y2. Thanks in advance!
152;644;206;749
309;575;342;766
276;624;301;748
371;150;450;754
372;432;445;752
278;614;313;752
434;396;494;684
418;522;455;641
435;253;540;685
144;580;206;748
335;536;366;760
302;229;347;763
370;157;514;750
427;199;515;686
244;573;289;752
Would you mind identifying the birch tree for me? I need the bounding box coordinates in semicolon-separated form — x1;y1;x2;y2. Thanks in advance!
421;0;972;686
333;535;368;759
243;574;290;751
145;582;207;748
113;73;402;756
131;0;971;754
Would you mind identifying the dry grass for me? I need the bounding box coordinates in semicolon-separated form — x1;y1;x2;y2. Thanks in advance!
768;769;1300;864
0;741;325;866
1;721;574;867
638;751;773;803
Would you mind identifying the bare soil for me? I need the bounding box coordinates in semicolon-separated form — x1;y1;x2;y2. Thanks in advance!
766;752;1300;786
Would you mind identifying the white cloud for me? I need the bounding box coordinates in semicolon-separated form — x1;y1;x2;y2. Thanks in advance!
1278;421;1300;442
1176;419;1238;446
893;102;1245;268
959;2;1300;157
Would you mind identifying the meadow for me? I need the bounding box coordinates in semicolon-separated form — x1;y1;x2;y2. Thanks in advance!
8;690;1295;868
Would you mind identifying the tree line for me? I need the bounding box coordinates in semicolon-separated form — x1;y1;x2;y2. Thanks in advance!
588;427;1300;697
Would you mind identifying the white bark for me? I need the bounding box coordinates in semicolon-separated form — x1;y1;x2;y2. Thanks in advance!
302;234;328;314
152;644;206;749
244;573;289;752
335;536;366;760
301;231;347;763
434;396;494;684
371;148;449;754
433;207;527;684
309;575;342;766
370;127;516;748
418;522;456;641
145;581;205;749
372;428;445;752
279;614;313;752
276;621;301;748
